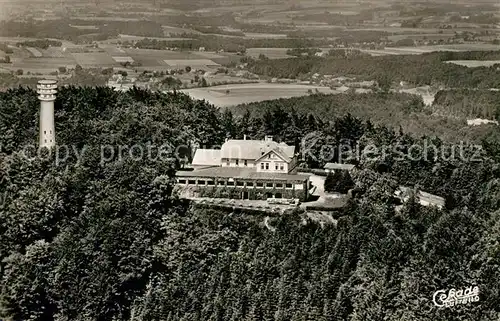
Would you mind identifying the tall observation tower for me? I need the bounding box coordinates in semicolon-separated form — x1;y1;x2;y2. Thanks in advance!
36;79;57;148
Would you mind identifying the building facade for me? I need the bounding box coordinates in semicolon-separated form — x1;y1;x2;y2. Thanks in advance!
176;136;310;201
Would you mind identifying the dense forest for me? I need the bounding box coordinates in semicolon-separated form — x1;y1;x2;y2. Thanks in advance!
15;39;62;50
0;68;111;92
230;92;500;143
246;50;500;88
432;89;500;120
129;36;329;52
0;87;499;320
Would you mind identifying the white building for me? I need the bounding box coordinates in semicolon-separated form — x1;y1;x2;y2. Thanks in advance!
176;136;310;201
219;135;296;173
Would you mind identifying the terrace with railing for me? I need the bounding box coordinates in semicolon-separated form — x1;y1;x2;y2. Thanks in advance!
37;79;58;101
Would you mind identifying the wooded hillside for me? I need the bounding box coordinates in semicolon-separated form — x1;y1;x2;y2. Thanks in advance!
0;87;499;321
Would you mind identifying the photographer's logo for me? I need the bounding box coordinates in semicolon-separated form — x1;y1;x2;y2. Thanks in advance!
433;286;480;308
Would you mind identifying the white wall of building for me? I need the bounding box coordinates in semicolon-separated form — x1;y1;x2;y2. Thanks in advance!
256;152;289;173
39;100;56;148
257;160;288;173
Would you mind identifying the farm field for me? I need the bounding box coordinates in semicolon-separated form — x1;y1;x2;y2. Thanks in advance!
346;26;496;33
72;52;116;67
124;48;211;60
116;34;193;41
195;51;227;59
41;47;67;58
122;48;231;67
162;25;201;35
193;4;290;14
74;17;144;22
0;36;40;43
243;32;288;39
360;44;500;56
3;57;76;73
179;83;340;107
445;60;500;67
101;45;129;56
25;47;43;58
387;33;456;41
164;59;220;68
68;24;99;30
246;48;294;59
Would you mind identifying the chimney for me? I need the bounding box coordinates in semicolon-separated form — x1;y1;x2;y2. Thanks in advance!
265;135;273;142
244;134;247;140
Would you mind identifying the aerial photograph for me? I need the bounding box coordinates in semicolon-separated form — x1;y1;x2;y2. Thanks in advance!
0;0;499;320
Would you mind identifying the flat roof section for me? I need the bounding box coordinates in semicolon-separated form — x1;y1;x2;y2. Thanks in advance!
38;79;57;84
177;167;309;182
324;163;356;171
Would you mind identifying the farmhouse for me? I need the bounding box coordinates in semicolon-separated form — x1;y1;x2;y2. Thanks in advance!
176;136;311;201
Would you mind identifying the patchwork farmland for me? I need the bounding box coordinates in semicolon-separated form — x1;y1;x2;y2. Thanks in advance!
0;39;232;75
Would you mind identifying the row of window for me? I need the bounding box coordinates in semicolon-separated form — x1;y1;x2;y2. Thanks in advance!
260;162;284;171
222;159;285;171
178;179;294;189
226;159;249;166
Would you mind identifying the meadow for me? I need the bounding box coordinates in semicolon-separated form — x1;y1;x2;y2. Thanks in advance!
180;83;339;107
